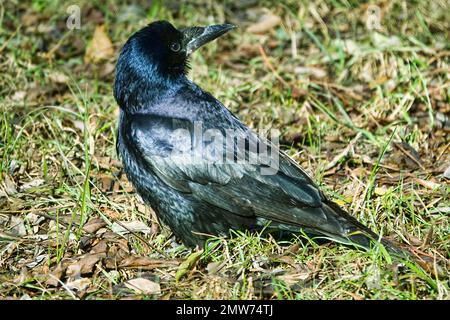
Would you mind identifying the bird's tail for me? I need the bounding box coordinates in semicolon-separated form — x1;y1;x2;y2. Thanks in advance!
321;200;409;257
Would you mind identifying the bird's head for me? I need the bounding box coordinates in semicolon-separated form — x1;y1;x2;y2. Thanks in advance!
116;20;236;79
114;20;235;109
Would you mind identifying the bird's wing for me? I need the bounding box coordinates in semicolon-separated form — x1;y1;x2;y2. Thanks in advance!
129;112;346;233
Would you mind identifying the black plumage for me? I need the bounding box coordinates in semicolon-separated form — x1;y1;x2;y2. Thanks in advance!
114;20;403;254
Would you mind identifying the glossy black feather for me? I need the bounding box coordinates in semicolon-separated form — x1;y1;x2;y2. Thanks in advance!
114;21;404;254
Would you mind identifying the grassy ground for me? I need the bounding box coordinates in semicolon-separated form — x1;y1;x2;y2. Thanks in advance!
0;0;449;299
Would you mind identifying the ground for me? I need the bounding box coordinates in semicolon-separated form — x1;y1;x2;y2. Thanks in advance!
0;0;449;299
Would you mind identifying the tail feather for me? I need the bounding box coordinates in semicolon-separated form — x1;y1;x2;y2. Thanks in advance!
322;200;408;257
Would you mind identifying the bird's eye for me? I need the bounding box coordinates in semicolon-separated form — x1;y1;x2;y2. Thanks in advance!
170;42;181;52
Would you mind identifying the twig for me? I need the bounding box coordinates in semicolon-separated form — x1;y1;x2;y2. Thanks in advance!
258;45;290;88
325;132;362;170
394;143;426;171
0;25;21;54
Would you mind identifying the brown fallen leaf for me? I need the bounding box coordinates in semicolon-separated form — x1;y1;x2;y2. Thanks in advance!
414;178;440;190
295;66;327;79
84;25;114;64
94;156;112;169
11;91;26;101
66;252;106;278
443;165;450;179
104;238;129;269
101;207;121;220
100;62;116;77
206;261;226;275
275;255;299;269
96;174;115;193
119;256;179;269
90;238;109;254
247;13;281;34
285;243;300;255
83;217;107;234
124;277;161;295
66;277;91;292
19;179;45;192
111;220;152;236
46;261;67;287
21;10;40;27
2;174;17;196
276;272;310;287
408;234;423;246
413;253;447;279
48;71;69;84
10;216;26;237
13;267;30;285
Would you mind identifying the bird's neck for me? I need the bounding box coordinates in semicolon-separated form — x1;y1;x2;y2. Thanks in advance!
114;60;187;115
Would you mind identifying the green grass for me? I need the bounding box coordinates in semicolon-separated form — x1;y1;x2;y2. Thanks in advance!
0;0;449;299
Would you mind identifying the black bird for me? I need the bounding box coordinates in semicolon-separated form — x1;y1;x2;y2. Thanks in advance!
114;20;402;254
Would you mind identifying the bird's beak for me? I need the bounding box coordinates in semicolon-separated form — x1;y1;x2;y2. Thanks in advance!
183;24;236;55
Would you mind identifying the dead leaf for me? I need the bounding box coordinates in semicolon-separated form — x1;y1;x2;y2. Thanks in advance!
46;262;67;286
414;178;440;190
10;216;26;237
295;66;327;79
26;254;47;268
285;243;300;255
276;255;298;269
19;179;45;192
90;239;108;253
206;261;226;275
66;278;91;292
2;175;17;196
83;218;107;234
84;25;114;64
104;237;129;269
124;277;161;295
66;253;106;278
96;174;115;193
25;212;45;226
101;207;121;220
100;62;115;77
13;267;30;285
443;165;450;179
12;91;26;101
119;256;179;269
21;11;40;27
276;272;310;286
111;220;151;236
247;13;281;34
94;156;112;169
49;71;69;84
408;234;422;246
